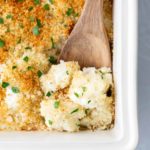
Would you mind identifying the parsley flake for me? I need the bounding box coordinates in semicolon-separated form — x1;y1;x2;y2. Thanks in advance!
11;87;20;93
71;108;79;114
48;120;53;125
23;56;29;62
49;56;57;64
54;101;60;109
32;26;40;36
0;18;4;24
0;39;5;48
37;70;43;78
2;82;9;88
46;91;51;97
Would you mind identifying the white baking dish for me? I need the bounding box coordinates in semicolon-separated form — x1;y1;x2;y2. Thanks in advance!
0;0;138;149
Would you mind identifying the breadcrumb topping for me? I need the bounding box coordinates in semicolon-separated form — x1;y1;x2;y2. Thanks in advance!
0;0;113;131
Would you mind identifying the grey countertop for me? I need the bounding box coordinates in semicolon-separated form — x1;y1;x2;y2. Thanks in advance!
137;0;150;149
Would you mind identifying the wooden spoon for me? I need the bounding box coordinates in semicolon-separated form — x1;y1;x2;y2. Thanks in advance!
59;0;111;68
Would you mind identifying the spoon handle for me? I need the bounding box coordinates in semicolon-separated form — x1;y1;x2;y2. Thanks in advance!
72;0;105;37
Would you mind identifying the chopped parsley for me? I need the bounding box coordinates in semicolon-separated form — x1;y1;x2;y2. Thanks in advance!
6;14;13;19
2;82;9;88
74;92;79;98
51;37;55;49
0;39;5;48
49;56;57;64
46;91;51;97
82;87;87;92
34;0;40;5
37;70;43;78
36;18;42;28
16;38;21;44
66;8;74;16
48;120;53;125
27;66;33;70
49;0;54;4
71;108;79;114
0;18;4;24
25;46;32;50
43;4;50;10
29;16;35;22
23;56;29;62
11;87;20;93
88;100;91;104
54;101;60;109
12;65;17;69
17;0;24;2
32;26;40;36
28;6;33;11
66;71;69;75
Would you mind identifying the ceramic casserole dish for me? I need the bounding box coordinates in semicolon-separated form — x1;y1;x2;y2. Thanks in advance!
0;0;138;149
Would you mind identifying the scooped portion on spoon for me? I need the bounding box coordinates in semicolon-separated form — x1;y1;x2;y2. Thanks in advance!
59;0;111;68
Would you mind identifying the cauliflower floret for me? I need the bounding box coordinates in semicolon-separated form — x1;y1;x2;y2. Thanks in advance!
40;96;86;132
68;67;113;109
40;61;80;93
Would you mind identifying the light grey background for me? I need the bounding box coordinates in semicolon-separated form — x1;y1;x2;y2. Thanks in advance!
137;0;150;149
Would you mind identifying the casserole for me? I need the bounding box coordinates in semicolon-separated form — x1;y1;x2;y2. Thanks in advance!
0;0;138;149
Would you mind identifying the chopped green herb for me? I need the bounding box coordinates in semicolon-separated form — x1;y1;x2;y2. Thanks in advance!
2;82;9;88
29;16;35;22
66;8;74;16
6;14;13;19
37;70;43;78
82;87;87;92
25;46;32;50
43;4;50;10
54;101;60;109
74;92;79;98
46;91;51;97
23;56;29;62
49;0;54;4
17;38;21;44
11;87;20;93
74;13;79;17
48;120;53;125
88;100;91;104
49;56;57;64
36;18;42;28
71;108;79;114
27;66;33;70
0;18;4;24
0;39;5;48
32;26;40;36
12;65;17;69
66;71;69;75
28;6;33;11
34;0;40;5
17;0;24;2
51;37;55;49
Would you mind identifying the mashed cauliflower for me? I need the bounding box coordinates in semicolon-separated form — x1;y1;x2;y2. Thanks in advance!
40;62;114;132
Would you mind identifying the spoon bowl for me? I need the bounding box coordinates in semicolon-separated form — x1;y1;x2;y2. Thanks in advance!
59;0;111;68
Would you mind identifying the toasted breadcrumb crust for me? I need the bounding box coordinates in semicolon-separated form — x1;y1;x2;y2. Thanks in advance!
0;0;113;131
